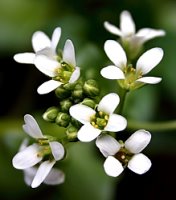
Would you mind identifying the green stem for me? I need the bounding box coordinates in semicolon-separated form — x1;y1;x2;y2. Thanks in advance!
127;120;176;132
117;88;128;114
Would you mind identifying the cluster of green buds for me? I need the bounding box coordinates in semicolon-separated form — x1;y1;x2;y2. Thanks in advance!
43;79;100;141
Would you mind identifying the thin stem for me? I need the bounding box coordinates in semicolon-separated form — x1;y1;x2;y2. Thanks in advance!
116;88;128;114
127;120;176;132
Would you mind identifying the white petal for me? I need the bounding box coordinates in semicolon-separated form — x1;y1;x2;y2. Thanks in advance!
100;65;125;80
128;153;152;174
136;76;162;84
120;10;135;36
37;80;62;95
98;93;120;114
105;114;127;132
104;156;124;177
24;167;37;186
104;21;122;36
12;144;42;169
63;39;76;67
23;114;44;138
44;168;65;185
34;54;59;77
77;123;101;142
19;139;29;152
104;40;127;69
125;130;151;154
136;28;165;42
32;31;51;52
13;53;35;64
51;27;61;51
136;48;164;75
96;134;121;157
69;104;96;124
69;67;80;83
31;160;56;188
49;141;65;161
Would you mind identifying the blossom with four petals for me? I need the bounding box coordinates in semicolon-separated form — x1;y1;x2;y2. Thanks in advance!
12;114;65;188
96;129;152;177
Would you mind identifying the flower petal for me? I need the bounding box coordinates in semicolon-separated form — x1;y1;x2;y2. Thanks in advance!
104;21;122;36
44;168;65;185
125;129;151;154
98;93;120;114
104;40;127;69
104;156;124;177
23;114;44;138
69;67;80;83
136;76;162;84
100;65;125;80
128;153;152;174
13;53;35;64
32;31;51;52
37;80;62;95
12;144;42;169
63;39;76;67
51;27;61;51
105;114;127;132
49;141;65;161
120;10;135;36
96;134;121;157
31;160;56;188
77;123;101;142
69;104;96;124
24;167;37;186
34;54;59;77
136;28;165;43
136;48;164;75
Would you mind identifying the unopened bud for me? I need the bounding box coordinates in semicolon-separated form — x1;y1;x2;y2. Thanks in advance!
43;106;59;122
83;79;100;97
63;82;76;91
81;98;96;109
60;99;73;112
72;84;84;100
55;112;71;127
66;125;78;141
55;85;71;99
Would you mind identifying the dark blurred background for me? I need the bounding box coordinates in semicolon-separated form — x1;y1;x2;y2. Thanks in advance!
0;0;176;199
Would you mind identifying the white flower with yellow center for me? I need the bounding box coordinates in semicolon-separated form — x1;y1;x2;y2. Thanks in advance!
104;10;165;57
12;114;65;188
101;40;164;90
69;93;127;142
96;130;152;177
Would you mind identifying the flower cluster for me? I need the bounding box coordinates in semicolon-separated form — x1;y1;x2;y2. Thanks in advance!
12;10;165;187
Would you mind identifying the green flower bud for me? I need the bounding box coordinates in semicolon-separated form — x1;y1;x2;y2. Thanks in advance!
55;112;71;127
72;84;84;100
66;125;78;141
63;82;76;91
71;117;82;128
43;106;59;122
60;99;73;112
81;98;96;109
55;85;71;99
83;79;100;97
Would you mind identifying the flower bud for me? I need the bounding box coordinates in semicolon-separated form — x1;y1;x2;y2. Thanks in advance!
60;99;73;112
66;125;78;141
83;79;100;97
71;117;82;128
72;84;84;100
55;85;71;99
55;112;71;127
43;106;59;122
63;82;76;91
81;98;96;109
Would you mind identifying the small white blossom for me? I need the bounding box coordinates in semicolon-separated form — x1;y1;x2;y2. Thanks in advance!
12;114;65;188
96;130;152;177
104;10;165;57
69;93;127;142
101;40;163;90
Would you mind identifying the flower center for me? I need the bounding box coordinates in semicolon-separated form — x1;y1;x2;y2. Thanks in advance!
53;61;75;83
90;111;109;130
115;147;133;166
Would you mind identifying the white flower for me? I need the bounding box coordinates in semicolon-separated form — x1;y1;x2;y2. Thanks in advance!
96;130;152;177
101;40;163;90
12;114;65;188
104;10;165;57
69;93;127;142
